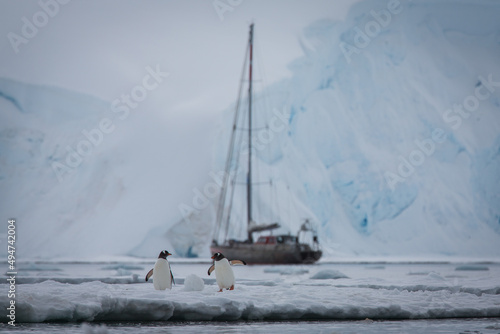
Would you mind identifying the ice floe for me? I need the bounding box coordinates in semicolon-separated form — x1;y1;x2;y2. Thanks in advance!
4;279;499;323
310;269;349;279
183;274;204;292
0;265;500;324
2;261;499;323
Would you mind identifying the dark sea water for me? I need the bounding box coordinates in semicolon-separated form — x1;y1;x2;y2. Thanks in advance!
2;318;500;334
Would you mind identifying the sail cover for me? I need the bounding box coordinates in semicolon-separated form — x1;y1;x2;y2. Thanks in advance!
248;221;280;233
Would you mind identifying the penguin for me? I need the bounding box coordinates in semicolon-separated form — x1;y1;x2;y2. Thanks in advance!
145;250;175;290
207;252;246;292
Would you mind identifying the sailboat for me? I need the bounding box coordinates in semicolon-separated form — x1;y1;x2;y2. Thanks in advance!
210;24;322;264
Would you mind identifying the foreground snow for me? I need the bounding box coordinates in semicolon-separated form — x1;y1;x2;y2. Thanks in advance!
1;262;499;323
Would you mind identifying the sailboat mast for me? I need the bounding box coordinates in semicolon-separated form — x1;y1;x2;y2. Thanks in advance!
247;23;254;242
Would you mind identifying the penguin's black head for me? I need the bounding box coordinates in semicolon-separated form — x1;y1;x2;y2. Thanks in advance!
158;250;172;259
211;252;225;261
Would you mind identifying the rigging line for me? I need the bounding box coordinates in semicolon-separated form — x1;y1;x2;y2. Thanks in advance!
234;181;270;185
223;175;238;241
287;184;292;228
247;23;254;239
224;99;249;242
253;28;277;226
271;178;278;223
227;102;251;236
253;31;274;122
213;41;250;242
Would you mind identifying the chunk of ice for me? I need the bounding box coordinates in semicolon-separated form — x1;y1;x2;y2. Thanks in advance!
310;269;349;279
184;274;204;291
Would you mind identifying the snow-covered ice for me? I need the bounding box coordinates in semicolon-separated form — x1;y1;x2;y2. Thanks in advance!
1;260;499;324
183;274;204;292
310;269;349;279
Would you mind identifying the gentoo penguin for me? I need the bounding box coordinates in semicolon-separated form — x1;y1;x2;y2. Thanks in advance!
145;250;175;290
207;252;246;292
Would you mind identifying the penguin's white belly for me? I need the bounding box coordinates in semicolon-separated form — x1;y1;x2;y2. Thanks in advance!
215;259;235;289
153;259;172;290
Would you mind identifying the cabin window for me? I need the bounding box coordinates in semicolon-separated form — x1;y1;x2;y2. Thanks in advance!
256;236;278;244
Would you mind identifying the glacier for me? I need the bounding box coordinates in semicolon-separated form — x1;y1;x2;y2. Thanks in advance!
1;0;500;260
211;0;500;258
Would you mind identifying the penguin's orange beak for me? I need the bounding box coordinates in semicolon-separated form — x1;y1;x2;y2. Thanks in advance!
167;252;172;256
211;254;215;259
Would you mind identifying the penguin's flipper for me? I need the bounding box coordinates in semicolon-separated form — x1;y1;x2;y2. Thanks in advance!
207;264;215;276
170;269;175;285
230;260;247;266
145;268;154;282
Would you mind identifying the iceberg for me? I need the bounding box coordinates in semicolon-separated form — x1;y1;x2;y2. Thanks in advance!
1;0;499;260
211;0;500;258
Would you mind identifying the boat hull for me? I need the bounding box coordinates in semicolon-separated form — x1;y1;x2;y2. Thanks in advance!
210;243;322;264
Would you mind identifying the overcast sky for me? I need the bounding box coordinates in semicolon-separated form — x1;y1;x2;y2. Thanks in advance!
0;0;358;120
